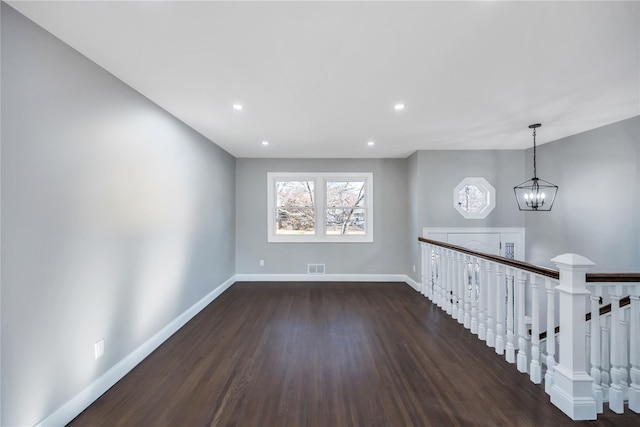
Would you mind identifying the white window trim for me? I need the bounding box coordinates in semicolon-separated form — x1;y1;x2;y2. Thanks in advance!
267;172;374;243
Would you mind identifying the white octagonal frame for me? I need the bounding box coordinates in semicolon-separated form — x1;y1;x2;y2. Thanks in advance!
453;177;496;219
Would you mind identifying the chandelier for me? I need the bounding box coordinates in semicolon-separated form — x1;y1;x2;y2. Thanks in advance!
513;124;558;211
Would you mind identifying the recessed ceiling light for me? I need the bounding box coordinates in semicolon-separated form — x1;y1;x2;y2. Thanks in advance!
262;140;269;146
233;104;244;111
367;141;375;146
394;103;405;111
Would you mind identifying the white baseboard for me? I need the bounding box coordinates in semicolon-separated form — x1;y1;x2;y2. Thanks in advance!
35;276;236;427
404;276;421;292
234;273;414;284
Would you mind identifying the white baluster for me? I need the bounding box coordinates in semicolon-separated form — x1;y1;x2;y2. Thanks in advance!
428;245;435;299
629;285;640;413
544;277;557;394
432;247;439;305
419;243;425;296
505;270;515;363
609;285;625;414
445;250;452;314
438;248;445;308
529;274;542;383
433;247;445;308
464;255;472;329
457;253;465;324
601;320;611;402
447;252;460;320
424;244;432;299
420;243;426;297
470;257;478;334
478;259;487;341
486;262;496;348
451;250;458;316
431;246;437;301
516;270;528;373
495;265;505;356
589;286;603;413
621;318;630;398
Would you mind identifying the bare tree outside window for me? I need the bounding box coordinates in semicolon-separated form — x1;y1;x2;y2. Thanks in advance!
275;181;315;234
326;181;365;235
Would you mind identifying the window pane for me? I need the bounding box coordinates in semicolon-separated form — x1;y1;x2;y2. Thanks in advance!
276;207;315;234
276;181;315;207
326;208;366;235
275;181;315;234
326;181;365;208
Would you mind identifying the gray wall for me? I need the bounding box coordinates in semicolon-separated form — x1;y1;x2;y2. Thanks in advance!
1;5;236;426
235;158;411;275
525;116;640;271
407;150;526;281
415;150;526;228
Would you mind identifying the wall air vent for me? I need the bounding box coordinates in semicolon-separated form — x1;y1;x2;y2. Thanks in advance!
307;264;326;274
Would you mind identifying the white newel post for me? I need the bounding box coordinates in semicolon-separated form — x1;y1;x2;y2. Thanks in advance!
550;253;597;421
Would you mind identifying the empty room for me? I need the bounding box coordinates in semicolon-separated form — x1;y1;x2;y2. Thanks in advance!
1;1;639;426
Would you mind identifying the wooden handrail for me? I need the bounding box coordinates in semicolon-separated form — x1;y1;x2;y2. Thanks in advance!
585;296;631;321
586;273;640;283
419;237;560;279
419;237;640;283
536;296;631;340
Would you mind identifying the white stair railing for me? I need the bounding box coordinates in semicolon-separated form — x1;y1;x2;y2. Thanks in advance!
419;238;639;421
584;276;640;415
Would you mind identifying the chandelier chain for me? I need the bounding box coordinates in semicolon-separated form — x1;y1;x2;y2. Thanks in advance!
532;126;537;179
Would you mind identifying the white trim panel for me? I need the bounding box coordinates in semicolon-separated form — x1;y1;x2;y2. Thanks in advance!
423;227;526;261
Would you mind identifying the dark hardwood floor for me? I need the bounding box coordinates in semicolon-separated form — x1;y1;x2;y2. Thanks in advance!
68;282;639;426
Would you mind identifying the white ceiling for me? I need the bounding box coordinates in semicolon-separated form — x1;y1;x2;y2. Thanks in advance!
7;0;640;158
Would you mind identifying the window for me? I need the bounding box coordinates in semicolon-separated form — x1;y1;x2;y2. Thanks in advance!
453;177;496;219
267;172;373;242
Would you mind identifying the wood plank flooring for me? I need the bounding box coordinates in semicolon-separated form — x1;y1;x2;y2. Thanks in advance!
68;282;639;426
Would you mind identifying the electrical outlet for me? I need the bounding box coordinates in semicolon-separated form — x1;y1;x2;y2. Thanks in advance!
94;339;104;359
413;265;416;273
259;259;265;267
